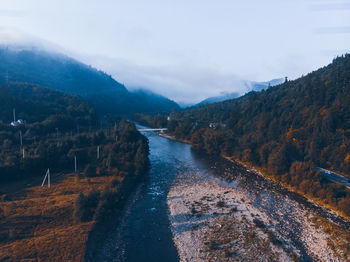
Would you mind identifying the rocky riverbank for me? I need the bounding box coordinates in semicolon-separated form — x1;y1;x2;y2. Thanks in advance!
167;169;349;261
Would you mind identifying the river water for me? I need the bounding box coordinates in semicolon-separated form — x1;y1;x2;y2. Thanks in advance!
95;131;350;262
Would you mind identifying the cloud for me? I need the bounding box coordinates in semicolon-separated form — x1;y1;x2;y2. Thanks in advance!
310;2;350;11
0;27;76;56
314;26;350;34
0;9;24;17
0;28;249;104
79;54;249;104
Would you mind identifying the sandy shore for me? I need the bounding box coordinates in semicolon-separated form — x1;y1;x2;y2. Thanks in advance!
167;172;349;261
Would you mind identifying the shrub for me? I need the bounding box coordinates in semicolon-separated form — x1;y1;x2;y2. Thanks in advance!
74;192;88;222
111;178;120;188
253;218;265;229
84;164;96;177
74;191;101;222
93;189;120;222
216;200;226;208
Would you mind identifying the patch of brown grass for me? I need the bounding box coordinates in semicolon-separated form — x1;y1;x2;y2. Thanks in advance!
0;172;115;261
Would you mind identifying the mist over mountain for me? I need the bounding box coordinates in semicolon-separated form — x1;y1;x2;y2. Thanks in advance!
130;89;180;112
196;78;284;106
0;46;178;115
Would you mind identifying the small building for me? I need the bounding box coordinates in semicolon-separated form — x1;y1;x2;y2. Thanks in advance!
209;122;226;129
209;122;218;129
11;119;24;127
10;109;24;127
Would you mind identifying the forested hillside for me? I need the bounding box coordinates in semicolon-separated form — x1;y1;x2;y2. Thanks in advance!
0;46;178;115
0;82;150;260
160;54;350;216
0;83;149;183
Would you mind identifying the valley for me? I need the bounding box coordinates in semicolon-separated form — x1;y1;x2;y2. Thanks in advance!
1;1;350;261
95;130;349;261
0;45;349;262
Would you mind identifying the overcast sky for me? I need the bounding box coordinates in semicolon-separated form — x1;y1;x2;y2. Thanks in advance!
0;0;349;103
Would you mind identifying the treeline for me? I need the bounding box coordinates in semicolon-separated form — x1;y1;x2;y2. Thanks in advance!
73;119;149;223
144;55;350;217
0;82;97;124
0;83;149;184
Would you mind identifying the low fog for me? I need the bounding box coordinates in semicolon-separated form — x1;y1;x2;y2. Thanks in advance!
0;0;349;104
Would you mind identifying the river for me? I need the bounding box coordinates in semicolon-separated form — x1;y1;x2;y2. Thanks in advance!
95;130;350;261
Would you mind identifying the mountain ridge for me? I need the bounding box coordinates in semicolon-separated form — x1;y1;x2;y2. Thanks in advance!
0;46;178;115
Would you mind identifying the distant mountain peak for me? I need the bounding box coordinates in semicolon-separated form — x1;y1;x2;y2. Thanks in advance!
196;77;284;106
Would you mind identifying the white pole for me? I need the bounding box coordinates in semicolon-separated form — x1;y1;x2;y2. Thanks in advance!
48;169;50;188
41;169;49;187
74;156;77;173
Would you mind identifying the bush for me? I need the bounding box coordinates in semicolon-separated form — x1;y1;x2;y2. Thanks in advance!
93;189;120;222
0;194;10;202
74;192;88;222
111;178;121;188
84;164;96;177
74;191;100;222
216;200;226;208
253;218;265;228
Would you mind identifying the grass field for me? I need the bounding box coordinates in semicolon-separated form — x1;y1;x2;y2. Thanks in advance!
0;172;116;261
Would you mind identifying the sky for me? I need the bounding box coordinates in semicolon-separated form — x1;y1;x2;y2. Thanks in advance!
0;0;349;103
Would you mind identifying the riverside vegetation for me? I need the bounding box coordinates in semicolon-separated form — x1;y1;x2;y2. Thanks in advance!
138;55;350;218
0;83;149;261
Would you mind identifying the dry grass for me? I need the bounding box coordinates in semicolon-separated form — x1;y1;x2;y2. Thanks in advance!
0;172;116;262
311;215;350;260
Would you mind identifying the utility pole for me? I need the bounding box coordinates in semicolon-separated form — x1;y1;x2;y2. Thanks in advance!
41;168;50;188
19;131;23;147
74;156;77;173
97;146;100;159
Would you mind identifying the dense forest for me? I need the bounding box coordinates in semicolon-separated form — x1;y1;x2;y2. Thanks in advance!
0;83;149;184
0;46;179;115
0;82;150;260
142;54;350;217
